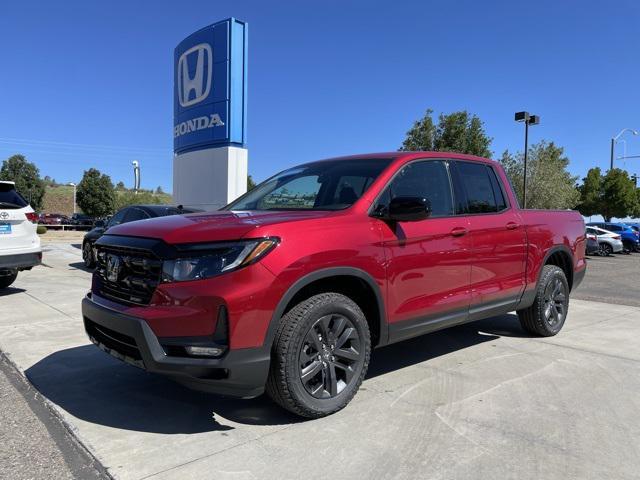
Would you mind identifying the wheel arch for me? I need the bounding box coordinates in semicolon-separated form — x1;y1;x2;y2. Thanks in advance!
541;245;574;291
265;267;388;349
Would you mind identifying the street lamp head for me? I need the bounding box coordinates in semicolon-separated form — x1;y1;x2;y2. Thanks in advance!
515;111;530;122
528;115;540;126
132;160;139;167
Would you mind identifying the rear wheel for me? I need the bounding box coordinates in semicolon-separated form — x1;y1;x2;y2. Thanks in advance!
0;271;18;289
83;241;95;268
267;293;371;418
517;265;569;337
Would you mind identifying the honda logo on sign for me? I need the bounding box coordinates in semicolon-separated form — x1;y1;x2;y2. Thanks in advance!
177;43;213;107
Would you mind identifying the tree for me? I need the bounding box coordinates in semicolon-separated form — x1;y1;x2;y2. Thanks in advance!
578;168;638;221
400;109;492;157
76;168;115;218
0;154;46;211
155;185;164;195
500;141;580;209
247;175;256;191
115;181;126;191
577;168;603;217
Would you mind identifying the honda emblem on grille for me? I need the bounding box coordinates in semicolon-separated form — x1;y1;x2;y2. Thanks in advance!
106;254;122;283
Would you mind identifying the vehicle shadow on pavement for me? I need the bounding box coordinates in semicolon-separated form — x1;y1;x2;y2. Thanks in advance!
366;313;527;378
0;287;26;297
25;314;528;433
68;261;93;273
26;345;301;434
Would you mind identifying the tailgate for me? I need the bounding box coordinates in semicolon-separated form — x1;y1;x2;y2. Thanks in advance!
0;208;37;251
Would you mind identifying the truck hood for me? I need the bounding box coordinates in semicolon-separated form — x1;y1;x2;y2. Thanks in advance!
106;210;335;244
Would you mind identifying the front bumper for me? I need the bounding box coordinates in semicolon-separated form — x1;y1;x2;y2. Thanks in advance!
0;251;42;270
82;295;271;398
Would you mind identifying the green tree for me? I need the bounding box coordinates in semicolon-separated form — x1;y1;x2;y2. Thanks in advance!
500;141;580;209
577;168;603;217
76;168;115;218
115;181;126;191
400;109;492;157
578;167;638;221
0;154;46;211
247;175;256;191
155;185;164;195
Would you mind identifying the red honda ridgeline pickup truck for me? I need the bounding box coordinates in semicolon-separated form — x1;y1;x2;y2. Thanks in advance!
82;152;586;417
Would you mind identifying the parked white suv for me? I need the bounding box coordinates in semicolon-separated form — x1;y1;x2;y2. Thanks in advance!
0;181;42;289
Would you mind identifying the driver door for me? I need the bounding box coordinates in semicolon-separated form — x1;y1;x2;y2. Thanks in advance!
375;159;472;342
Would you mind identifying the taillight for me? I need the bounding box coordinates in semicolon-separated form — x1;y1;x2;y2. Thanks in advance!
587;234;596;240
25;212;38;223
613;235;621;240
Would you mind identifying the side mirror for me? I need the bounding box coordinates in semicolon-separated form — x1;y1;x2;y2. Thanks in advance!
94;220;105;228
387;197;432;222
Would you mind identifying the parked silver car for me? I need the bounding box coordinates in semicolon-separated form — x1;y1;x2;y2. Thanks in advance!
586;226;624;255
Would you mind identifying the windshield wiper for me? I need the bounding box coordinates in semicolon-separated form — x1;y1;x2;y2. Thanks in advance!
0;201;22;208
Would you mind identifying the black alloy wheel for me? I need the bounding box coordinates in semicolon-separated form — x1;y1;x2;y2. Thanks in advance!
298;313;363;399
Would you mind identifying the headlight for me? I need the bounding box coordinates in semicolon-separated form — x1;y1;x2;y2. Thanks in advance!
162;238;279;282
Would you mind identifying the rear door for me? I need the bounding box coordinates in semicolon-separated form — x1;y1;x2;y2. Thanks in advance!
0;183;35;251
376;159;473;341
452;161;527;317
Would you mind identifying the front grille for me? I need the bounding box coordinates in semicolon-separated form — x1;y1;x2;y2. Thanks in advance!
84;318;143;367
95;244;162;306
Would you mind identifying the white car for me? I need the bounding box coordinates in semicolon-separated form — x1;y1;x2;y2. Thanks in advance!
585;226;624;255
0;181;42;289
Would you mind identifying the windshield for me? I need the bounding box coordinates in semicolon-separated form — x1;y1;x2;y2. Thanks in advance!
225;158;392;211
0;183;28;209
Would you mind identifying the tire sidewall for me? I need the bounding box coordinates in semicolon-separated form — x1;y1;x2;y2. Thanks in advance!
535;266;569;335
283;296;370;415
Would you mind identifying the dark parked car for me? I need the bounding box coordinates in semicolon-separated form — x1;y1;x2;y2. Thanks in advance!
82;205;199;268
39;213;71;225
70;213;95;229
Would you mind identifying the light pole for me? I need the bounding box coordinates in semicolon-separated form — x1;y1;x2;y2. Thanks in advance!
514;111;540;209
132;160;140;193
68;182;76;214
610;128;638;170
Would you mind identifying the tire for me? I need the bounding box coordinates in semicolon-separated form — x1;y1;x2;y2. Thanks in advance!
599;243;613;256
517;265;569;337
0;271;18;289
83;241;96;268
266;292;371;418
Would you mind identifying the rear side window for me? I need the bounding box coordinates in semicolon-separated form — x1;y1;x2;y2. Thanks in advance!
0;183;28;209
456;162;506;214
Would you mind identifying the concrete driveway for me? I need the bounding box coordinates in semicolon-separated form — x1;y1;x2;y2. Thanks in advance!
2;242;640;480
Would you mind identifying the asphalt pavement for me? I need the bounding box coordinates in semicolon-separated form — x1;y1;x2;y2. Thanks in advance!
574;251;640;306
1;241;639;479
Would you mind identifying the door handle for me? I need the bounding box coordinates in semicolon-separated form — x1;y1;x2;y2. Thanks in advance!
450;227;468;237
506;222;520;230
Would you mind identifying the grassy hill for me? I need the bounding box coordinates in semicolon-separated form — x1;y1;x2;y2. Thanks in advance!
42;185;172;215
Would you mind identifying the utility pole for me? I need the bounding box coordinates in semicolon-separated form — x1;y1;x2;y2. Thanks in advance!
610;128;639;170
514;111;540;209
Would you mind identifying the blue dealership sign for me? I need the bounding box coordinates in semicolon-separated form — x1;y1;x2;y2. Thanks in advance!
174;18;247;153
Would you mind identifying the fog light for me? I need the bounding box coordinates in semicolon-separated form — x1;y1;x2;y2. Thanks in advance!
185;346;225;357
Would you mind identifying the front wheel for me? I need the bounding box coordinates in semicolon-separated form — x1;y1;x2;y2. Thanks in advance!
267;293;371;418
0;271;18;289
599;243;613;256
83;241;96;268
517;265;569;337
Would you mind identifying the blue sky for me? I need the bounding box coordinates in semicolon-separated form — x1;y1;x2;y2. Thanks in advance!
1;0;639;192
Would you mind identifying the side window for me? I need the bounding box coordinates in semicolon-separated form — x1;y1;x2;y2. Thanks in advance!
381;160;454;217
107;209;127;228
487;167;508;211
456;162;500;214
123;208;150;223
